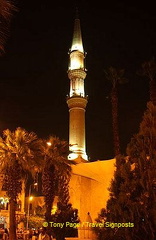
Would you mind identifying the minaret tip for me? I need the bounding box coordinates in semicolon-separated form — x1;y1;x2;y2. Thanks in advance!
75;6;79;19
70;8;84;53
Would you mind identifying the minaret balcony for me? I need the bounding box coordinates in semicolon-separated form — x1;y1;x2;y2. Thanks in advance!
67;96;88;109
68;69;86;80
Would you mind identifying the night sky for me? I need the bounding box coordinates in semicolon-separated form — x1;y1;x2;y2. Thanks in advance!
0;1;155;161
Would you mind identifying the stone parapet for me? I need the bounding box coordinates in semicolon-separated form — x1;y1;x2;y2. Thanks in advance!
67;96;88;109
68;69;86;80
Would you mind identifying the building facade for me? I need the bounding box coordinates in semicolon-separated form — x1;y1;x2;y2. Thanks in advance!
0;175;25;229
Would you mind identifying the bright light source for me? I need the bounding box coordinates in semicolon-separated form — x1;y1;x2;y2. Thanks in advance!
0;197;9;204
51;205;57;215
47;142;52;146
29;196;33;201
71;43;83;53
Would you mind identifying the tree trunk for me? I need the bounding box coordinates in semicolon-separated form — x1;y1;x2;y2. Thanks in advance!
58;175;70;207
42;166;55;223
45;200;54;238
45;201;53;222
9;199;17;240
111;86;120;156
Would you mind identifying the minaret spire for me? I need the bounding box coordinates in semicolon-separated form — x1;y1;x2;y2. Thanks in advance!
75;6;79;19
71;9;83;53
67;14;88;161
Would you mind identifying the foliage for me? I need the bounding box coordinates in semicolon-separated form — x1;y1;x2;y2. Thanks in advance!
104;67;127;87
95;102;156;240
27;215;45;229
51;203;79;239
138;58;156;105
35;205;46;217
0;0;17;55
0;127;43;240
22;205;45;229
41;136;75;223
104;66;127;156
0;127;43;177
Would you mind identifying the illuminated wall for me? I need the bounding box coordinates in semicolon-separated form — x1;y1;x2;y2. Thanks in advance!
69;158;116;239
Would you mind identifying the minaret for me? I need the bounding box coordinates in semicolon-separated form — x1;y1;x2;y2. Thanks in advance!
67;15;88;161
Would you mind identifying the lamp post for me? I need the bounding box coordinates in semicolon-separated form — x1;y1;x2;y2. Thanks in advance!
26;183;37;230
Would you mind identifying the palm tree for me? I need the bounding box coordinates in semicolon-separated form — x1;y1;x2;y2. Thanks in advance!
104;66;127;156
42;136;75;223
0;127;43;240
0;0;16;55
139;58;156;105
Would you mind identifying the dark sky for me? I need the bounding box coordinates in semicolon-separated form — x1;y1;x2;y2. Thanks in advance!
0;1;155;161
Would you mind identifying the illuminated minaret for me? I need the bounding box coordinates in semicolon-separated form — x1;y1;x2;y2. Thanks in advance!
67;15;88;161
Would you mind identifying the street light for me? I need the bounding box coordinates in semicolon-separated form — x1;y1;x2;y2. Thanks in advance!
26;182;37;230
47;142;51;146
29;196;33;201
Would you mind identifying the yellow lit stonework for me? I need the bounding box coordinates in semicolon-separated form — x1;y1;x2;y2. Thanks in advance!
67;97;88;161
69;159;116;239
67;17;88;161
69;51;85;70
70;18;84;53
71;43;84;53
68;69;86;97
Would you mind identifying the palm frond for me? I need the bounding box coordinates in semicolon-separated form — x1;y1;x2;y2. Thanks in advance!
0;127;43;176
0;0;17;55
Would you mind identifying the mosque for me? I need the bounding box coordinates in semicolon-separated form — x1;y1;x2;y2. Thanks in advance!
0;15;115;240
66;16;116;239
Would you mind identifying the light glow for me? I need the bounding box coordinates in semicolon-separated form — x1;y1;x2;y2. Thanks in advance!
51;205;57;215
70;78;84;97
29;196;33;201
68;152;88;161
0;197;9;204
47;142;52;146
70;58;82;70
71;43;83;53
